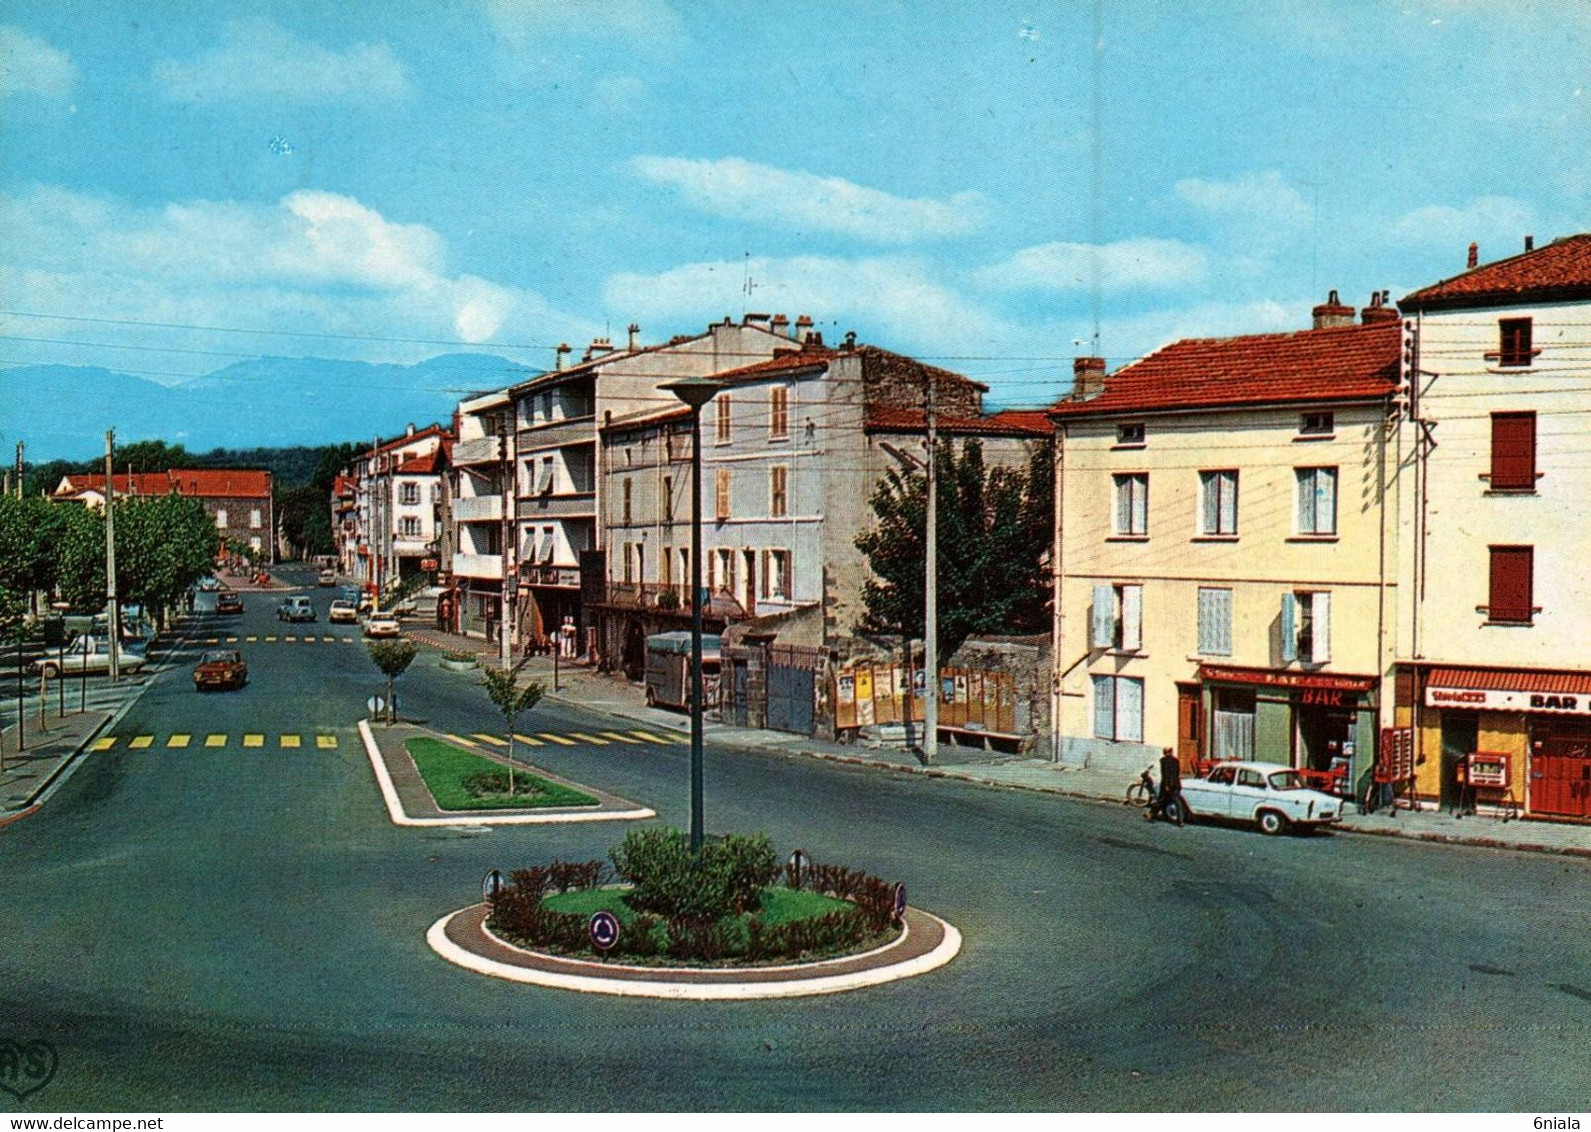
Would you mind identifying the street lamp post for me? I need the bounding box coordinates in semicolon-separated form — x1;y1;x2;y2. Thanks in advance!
660;376;723;855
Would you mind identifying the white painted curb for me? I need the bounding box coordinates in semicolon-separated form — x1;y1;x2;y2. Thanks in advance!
426;906;963;1000
357;719;655;827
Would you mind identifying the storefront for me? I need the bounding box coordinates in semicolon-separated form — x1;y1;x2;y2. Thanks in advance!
1418;667;1591;821
520;566;583;653
1197;664;1379;796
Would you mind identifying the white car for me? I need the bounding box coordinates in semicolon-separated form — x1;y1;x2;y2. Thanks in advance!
1170;761;1342;835
32;636;148;678
362;613;402;639
328;599;360;624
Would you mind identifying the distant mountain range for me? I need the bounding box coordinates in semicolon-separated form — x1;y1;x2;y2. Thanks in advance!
0;353;535;462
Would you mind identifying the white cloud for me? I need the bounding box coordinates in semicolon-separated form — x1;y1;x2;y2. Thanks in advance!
486;0;683;49
974;238;1207;292
0;26;75;99
1391;195;1537;252
153;19;410;104
1175;170;1310;274
630;156;987;244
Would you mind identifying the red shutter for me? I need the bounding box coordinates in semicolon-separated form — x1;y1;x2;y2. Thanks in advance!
1490;413;1536;489
1488;546;1534;622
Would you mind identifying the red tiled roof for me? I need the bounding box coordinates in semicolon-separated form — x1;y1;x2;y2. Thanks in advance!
372;424;449;456
600;405;692;434
710;346;837;383
395;450;444;475
1401;234;1591;311
865;406;1053;438
56;472;173;497
1048;322;1401;419
333;474;357;497
1428;667;1591;696
56;468;272;499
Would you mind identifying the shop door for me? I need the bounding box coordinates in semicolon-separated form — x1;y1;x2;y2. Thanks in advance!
1440;713;1478;809
1531;719;1591;819
1176;684;1202;771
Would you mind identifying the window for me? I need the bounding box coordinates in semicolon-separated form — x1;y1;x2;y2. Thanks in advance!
769;386;789;439
622;543;634;584
215;509;227;529
1091;583;1143;652
715;468;731;521
400;482;419;505
1497;318;1534;367
715;393;732;444
1212;689;1255;760
542;391;554;421
1197;587;1232;656
1489;412;1537;490
400;516;420;538
712;548;735;594
1300;411;1334;436
1295;467;1337;535
763;549;791;600
770;465;788;517
1237;767;1266;788
430;484;441;504
678;548;690;595
1113;473;1149;536
537;457;554;494
1116;422;1145;446
622;478;632;525
660;549;672;588
249;508;262;529
1199;470;1239;535
1486;545;1535;624
1282;591;1332;664
1092;675;1144;742
539;527;556;564
249;536;262;552
662;475;675;522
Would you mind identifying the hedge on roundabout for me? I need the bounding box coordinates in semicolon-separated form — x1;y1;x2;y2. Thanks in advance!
486;828;904;966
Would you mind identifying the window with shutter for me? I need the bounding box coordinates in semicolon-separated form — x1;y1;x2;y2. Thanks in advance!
1489;412;1537;490
662;475;675;522
715;393;733;443
1310;592;1331;663
1198;587;1232;656
1281;592;1298;663
1119;584;1143;651
622;478;632;525
1113;473;1148;536
770;465;788;517
770;386;789;439
1117;678;1144;742
1498;318;1534;367
1092;675;1115;739
1199;470;1238;535
715;468;731;520
1487;546;1534;623
1296;467;1337;534
1091;584;1114;648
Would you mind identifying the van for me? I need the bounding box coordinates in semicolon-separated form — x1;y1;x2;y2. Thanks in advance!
276;595;316;623
644;631;721;711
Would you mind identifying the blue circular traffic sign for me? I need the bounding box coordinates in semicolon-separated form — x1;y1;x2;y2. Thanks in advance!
481;869;504;905
588;910;621;953
788;848;810;889
891;882;908;924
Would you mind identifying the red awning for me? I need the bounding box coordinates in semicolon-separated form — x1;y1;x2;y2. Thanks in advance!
1428;667;1591;695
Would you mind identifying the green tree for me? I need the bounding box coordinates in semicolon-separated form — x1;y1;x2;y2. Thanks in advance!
55;505;108;611
116;495;220;628
479;662;545;794
855;438;1051;661
366;639;419;724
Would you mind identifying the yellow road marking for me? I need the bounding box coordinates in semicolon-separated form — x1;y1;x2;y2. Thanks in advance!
280;734;301;748
537;732;577;746
226;636;238;643
471;733;508;747
322;636;336;643
167;734;191;748
316;735;337;749
284;635;297;642
599;731;641;744
446;734;480;748
628;730;681;745
205;734;227;747
246;636;258;642
243;734;264;748
511;733;545;746
567;732;609;746
90;737;116;751
264;636;277;643
205;637;218;644
129;735;154;749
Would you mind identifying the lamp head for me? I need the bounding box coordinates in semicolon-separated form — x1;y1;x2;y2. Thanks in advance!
660;377;724;411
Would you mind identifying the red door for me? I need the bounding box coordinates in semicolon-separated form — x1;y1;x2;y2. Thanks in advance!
1531;720;1591;819
1177;683;1203;773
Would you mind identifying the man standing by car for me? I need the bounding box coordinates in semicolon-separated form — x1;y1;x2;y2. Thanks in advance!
1149;746;1184;824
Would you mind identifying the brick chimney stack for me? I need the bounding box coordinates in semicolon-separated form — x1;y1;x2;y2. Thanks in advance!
795;314;815;344
1360;290;1400;325
1072;356;1107;401
627;323;640;351
1467;242;1479;269
1312;289;1356;330
555;343;570;371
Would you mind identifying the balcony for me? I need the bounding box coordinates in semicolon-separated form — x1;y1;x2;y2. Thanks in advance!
452;436;503;466
517;492;597;520
452;553;505;580
453;495;503;522
518;416;596;453
393;537;433;556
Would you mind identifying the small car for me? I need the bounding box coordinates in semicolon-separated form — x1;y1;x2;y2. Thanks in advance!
215;591;244;614
1171;761;1343;835
362;613;402;638
196;576;223;592
32;636;148;678
318;569;337;586
193;648;248;691
328;599;359;624
276;596;316;622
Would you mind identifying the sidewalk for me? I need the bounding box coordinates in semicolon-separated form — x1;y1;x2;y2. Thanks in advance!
404;624;1591;860
0;708;113;818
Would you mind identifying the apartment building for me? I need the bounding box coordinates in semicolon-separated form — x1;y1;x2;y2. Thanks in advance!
54;468;276;561
340;424;450;594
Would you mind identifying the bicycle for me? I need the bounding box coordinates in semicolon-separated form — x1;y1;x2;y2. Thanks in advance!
1126;766;1156;807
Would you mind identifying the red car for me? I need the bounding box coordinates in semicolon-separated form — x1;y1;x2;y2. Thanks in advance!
216;590;243;614
193;649;248;691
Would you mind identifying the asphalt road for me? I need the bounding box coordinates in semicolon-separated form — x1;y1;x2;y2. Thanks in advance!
1;567;1587;1111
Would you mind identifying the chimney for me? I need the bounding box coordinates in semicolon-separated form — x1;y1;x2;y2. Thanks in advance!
1360;289;1401;325
743;312;771;330
1467;242;1479;269
795;314;815;344
627;323;640;351
771;313;789;337
555;343;570;371
1525;235;1534;253
843;330;857;349
1311;289;1356;330
584;336;614;362
406;422;416;437
1072;356;1107;400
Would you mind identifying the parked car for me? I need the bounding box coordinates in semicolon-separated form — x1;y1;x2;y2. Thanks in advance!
1171;761;1343;835
276;595;316;623
216;591;244;614
193;648;248;691
196;576;223;592
318;569;337;587
362;613;402;638
341;586;373;614
328;599;359;624
32;636;148;678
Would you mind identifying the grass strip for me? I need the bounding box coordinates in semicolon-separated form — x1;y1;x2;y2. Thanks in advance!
404;737;599;811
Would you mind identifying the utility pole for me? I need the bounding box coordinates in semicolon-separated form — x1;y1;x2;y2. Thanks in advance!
14;441;23;498
923;375;938;766
498;426;514;670
104;430;120;683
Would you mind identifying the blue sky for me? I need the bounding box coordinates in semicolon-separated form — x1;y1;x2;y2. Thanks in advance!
1;0;1586;413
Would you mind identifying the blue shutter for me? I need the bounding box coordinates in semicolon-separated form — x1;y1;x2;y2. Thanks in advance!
1114;476;1130;533
1132;475;1148;534
1092;584;1115;648
1222;471;1238;534
1281;592;1298;663
1092;675;1115;739
1121;585;1143;651
1119;677;1144;742
1296;469;1314;532
1316;467;1337;534
1200;472;1218;534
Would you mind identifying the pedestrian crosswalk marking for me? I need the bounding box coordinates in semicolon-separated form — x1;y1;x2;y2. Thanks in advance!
280;734;301;748
316;735;337;749
600;731;642;744
243;734;264;748
628;729;682;745
472;733;508;747
446;734;480;748
129;735;154;749
537;732;577;746
511;733;544;746
90;737;116;751
567;732;609;746
167;734;191;748
205;734;227;747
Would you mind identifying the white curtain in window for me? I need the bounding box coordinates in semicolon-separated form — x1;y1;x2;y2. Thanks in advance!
1092;675;1114;739
1121;585;1143;651
1118;677;1144;742
1198;587;1232;655
1310;591;1331;663
1213;704;1254;759
1092;584;1114;648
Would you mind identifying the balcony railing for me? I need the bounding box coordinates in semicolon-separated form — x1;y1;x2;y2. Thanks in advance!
452;495;503;522
605;582;688;611
451;553;505;580
452;436;503;466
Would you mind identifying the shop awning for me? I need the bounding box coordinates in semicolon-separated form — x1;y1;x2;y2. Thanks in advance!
1428;667;1591;695
1198;664;1377;693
